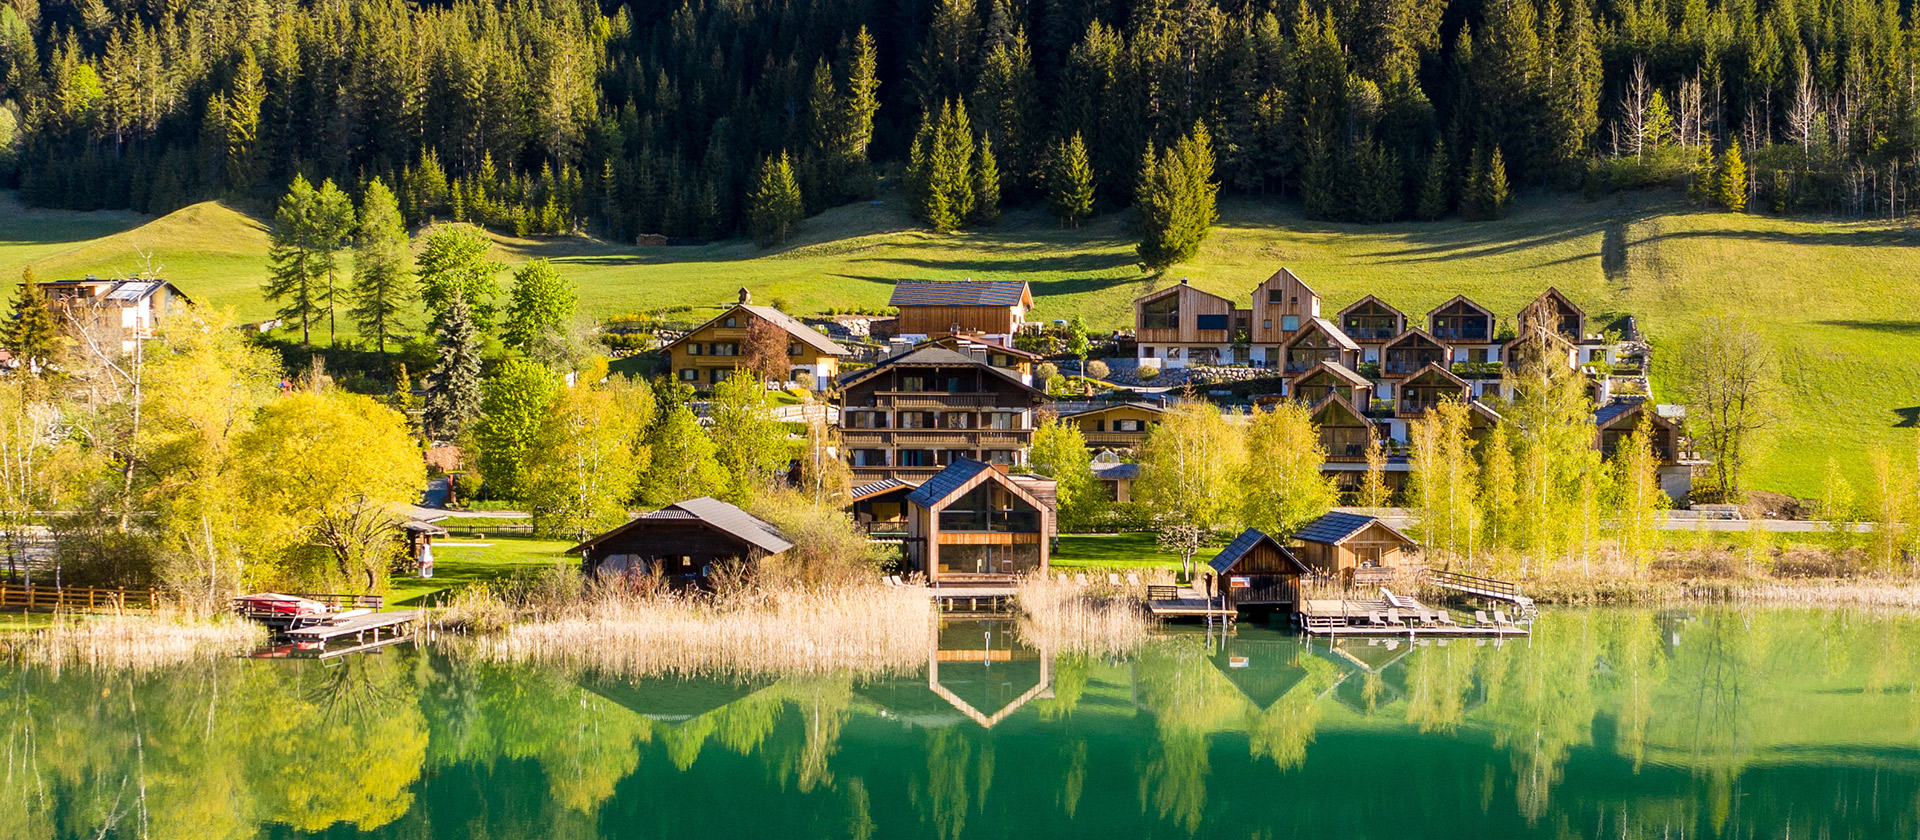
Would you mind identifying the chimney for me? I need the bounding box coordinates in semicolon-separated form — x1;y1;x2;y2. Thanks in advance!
738;287;751;304
1180;277;1190;285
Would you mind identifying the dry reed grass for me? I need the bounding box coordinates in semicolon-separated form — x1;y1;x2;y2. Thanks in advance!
5;610;264;672
1738;580;1920;610
1012;574;1155;656
455;583;938;678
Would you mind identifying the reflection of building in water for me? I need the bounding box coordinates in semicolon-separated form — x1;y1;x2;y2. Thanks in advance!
577;673;775;723
1209;635;1312;710
1304;636;1489;716
857;620;1053;729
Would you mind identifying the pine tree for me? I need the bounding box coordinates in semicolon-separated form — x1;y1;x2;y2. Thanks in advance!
424;291;484;441
1688;146;1718;206
263;175;323;346
748;151;804;246
1135;122;1219;270
224;48;265;193
844;27;881;164
1416;139;1450;220
1047;132;1095;227
1480;147;1511;219
972;135;1000;225
925;99;976;231
350;178;411;356
1716;143;1748;212
1;267;58;372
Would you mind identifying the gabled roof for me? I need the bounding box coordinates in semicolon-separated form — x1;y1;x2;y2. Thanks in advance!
1288;361;1372;391
1593;399;1678;432
926;333;1044;360
851;477;919;501
1308;391;1373;428
1294;512;1417;548
1053;400;1168;419
568;496;792;555
1257;267;1320;299
1381;326;1447;351
906;459;997;508
1337;294;1405;321
1467;399;1505;426
1425;294;1494;320
1402;362;1471;389
663;303;849;356
1281;317;1361;352
1134;280;1236;307
890;280;1032;308
40;277;194;306
1209;528;1312;575
837;346;1044;396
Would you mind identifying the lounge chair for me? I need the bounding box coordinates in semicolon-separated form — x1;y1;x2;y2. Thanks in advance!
1056;572;1070;584
1431;610;1457;625
1108;573;1122;587
1492;609;1514;627
1387;608;1410;627
1126;573;1142;588
1473;610;1491;626
1074;573;1089;586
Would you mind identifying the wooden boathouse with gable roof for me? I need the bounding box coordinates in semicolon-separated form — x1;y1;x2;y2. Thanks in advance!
571;497;793;587
1209;528;1315;610
904;458;1054;582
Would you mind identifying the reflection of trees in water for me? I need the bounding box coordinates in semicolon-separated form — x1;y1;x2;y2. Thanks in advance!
1597;609;1668;770
1059;738;1088;817
1482;612;1601;823
1403;641;1483;733
911;728;978;840
1247;656;1339;770
1035;653;1091;720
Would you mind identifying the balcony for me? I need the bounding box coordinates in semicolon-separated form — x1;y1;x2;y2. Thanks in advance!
1398;399;1444;416
1432;328;1489;342
1450;361;1504;379
938;509;1042;533
882;392;1006;408
1382;359;1442;376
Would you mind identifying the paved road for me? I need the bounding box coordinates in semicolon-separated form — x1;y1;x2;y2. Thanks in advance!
1362;509;1867;533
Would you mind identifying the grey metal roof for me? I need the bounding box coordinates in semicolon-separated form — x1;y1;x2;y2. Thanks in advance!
838;346;1042;395
889;280;1029;307
668;497;794;554
1053;400;1168;418
1294;512;1379;545
1091;462;1139;480
1208;528;1307;575
737;304;850;355
850;477;917;501
1293;317;1361;351
907;459;996;508
1593;400;1639;427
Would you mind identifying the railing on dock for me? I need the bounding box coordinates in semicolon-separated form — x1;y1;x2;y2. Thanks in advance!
0;584;159;612
1427;570;1528;602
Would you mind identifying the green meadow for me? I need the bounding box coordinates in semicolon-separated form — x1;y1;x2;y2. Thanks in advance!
3;188;1915;498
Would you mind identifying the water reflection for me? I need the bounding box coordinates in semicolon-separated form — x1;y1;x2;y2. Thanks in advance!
2;607;1918;838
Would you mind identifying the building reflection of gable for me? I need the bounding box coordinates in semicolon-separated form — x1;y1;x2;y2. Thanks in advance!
858;620;1054;729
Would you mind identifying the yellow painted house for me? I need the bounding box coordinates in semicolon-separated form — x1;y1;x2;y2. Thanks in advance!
662;291;849;390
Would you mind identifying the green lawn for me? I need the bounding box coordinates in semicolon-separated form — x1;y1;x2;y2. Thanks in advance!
3;188;1913;497
1053;533;1192;571
386;535;574;607
0;610;56;634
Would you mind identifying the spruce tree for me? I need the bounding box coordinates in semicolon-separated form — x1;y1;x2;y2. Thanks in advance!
350;178;411;356
1416;139;1450;220
424;291;484;441
2;267;58;372
1716;144;1748;212
972;135;1000;225
927;99;976;231
1047;132;1095;227
1688;146;1717;206
748;151;804;246
1485;147;1511;217
263;175;323;346
223;49;265;193
844;27;881;164
1135;122;1219;270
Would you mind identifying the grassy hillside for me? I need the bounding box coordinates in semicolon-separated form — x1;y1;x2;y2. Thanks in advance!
2;189;1914;498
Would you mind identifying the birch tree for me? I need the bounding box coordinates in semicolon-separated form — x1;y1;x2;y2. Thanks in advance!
1608;414;1668;569
1240;402;1338;540
1136;401;1244;577
1675;316;1777;503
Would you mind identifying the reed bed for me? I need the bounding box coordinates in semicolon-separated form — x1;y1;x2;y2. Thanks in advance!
1012;574;1156;657
456;583;938;678
5;611;265;672
1738;580;1920;610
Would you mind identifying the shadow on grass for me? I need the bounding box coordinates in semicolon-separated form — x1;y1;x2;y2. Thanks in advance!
1815;319;1920;335
1896;407;1919;428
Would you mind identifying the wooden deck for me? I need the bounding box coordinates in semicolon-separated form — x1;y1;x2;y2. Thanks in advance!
283;610;421;644
1299;598;1528;637
1146;586;1235;622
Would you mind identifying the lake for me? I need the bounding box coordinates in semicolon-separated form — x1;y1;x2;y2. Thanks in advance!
4;606;1917;839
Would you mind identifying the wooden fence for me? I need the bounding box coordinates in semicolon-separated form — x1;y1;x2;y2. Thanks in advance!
0;584;160;613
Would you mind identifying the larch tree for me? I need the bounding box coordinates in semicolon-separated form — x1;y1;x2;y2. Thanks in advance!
524;381;651;540
1716;143;1748;212
349;177;411;356
309;179;357;346
1360;427;1391;512
1407;399;1480;560
1504;327;1602;570
1820;457;1859;554
415;224;503;331
423;292;483;441
263;175;324;346
708;375;789;504
1477;422;1520;550
502;259;577;361
1240;402;1339;540
1028;414;1101;531
1135;401;1245;577
1048;132;1095;227
1675;316;1777;502
473;359;559;502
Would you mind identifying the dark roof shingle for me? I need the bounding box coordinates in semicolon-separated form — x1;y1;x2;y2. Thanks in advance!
1294;512;1378;545
907;459;995;508
890;280;1029;308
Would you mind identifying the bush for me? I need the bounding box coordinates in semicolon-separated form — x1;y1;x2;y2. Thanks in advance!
452;470;484;504
1138;363;1161;381
795;371;816;391
1086;359;1110;380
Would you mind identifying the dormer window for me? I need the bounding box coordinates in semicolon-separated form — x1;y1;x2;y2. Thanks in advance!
724;316;738;327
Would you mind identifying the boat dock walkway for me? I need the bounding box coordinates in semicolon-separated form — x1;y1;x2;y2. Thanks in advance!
1145;586;1235;622
283;610;421;645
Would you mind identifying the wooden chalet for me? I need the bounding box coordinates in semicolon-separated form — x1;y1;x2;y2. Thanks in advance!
36;277;193;354
837;346;1048;482
1209;528;1314;610
1395;363;1472;419
904;459;1054;582
1056;400;1166;451
571;497;793;587
923;332;1042;380
1380;328;1448;377
1292;511;1419;584
1426;295;1495;344
1090;456;1139;502
1337;294;1406;346
1594;400;1699;504
663;290;849;390
1309;392;1376;461
1288;361;1374;409
1248;268;1322;365
1133;279;1244;368
890;280;1033;337
1280;317;1361;375
1519;287;1586;341
849;477;917;538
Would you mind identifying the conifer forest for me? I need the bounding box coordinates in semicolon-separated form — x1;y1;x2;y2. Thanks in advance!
2;0;1918;237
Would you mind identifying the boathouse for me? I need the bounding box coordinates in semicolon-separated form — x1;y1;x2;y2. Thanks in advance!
904;458;1053;582
1292;512;1419;584
1208;528;1314;610
571;497;792;587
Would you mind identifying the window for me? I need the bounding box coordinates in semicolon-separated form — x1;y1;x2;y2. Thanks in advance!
711;369;732;383
1269;289;1285;304
899;412;930;429
848;411;888;429
1116;419;1141;432
1263;320;1272;330
946;377;963;393
1142;295;1179;329
711;343;739;356
901;375;926;392
688;343;703;356
679;369;698;381
899;450;933;467
985;450;1015;465
853;449;890;466
1196;314;1229;331
1142;346;1157;358
723;316;737;327
788;341;802;356
988;412;1015;430
1281;315;1300;331
941;412;970;429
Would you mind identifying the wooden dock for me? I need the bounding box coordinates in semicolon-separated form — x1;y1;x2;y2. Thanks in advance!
1427;570;1537;617
283;610;421;645
1145;586;1235;622
1299;599;1527;637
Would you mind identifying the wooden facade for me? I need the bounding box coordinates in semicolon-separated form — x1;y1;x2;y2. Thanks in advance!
923;333;1041;379
891;280;1033;337
1280;317;1361;375
905;459;1053;582
663;294;848;390
1209;528;1313;609
1426;295;1495;343
1292;512;1419;582
571;497;793;588
1336;295;1406;344
1289;362;1373;410
1381;328;1449;377
36;277;193;355
1519;287;1587;340
838;347;1048;482
1134;280;1239;358
1248;268;1322;345
1060;401;1165;451
1396;363;1472;419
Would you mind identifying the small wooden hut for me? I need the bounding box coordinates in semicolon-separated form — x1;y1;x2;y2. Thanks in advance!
1208;528;1314;610
571;497;792;587
1292;512;1419;584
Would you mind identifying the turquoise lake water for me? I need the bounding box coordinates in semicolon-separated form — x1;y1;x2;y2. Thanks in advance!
4;606;1918;839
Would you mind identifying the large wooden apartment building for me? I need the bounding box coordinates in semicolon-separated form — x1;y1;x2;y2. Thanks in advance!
837;346;1049;482
662;290;848;390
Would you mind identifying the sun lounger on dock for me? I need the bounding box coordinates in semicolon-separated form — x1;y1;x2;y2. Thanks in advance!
1073;573;1089;586
1473;610;1491;626
1108;573;1122;586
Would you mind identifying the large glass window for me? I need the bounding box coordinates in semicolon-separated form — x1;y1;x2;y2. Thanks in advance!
1195;314;1229;331
1281;315;1300;331
1142;295;1179;329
